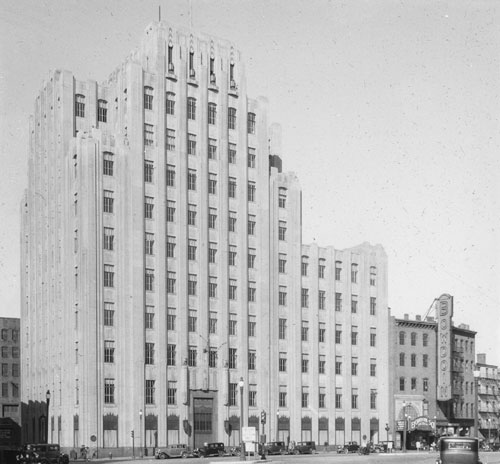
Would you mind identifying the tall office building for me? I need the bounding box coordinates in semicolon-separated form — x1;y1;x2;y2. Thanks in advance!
21;22;389;453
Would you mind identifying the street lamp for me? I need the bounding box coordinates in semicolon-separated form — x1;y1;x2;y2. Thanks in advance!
385;423;390;442
139;409;143;458
474;368;480;438
46;390;51;444
276;411;279;442
239;377;246;461
402;401;407;452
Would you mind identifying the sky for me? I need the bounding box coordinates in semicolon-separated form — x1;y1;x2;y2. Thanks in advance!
0;0;499;365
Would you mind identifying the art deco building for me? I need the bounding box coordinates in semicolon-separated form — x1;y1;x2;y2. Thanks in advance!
21;21;390;454
390;295;477;450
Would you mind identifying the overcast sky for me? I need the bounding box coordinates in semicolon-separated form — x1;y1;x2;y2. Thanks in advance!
1;0;499;365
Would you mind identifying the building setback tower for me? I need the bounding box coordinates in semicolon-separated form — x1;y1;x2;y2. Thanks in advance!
21;22;390;454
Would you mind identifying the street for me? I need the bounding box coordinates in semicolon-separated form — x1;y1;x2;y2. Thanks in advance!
87;450;500;464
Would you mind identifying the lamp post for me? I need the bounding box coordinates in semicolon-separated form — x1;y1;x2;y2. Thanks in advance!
276;411;279;442
474;368;480;438
402;401;408;453
46;390;51;444
385;423;389;442
139;409;143;458
239;377;246;461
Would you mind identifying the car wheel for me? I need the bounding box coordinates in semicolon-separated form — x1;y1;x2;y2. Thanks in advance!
159;452;167;459
181;452;188;458
218;450;224;457
294;449;299;455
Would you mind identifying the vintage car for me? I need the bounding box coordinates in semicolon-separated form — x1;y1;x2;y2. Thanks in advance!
292;441;316;454
155;443;191;459
20;444;69;464
338;441;360;453
193;442;226;457
436;437;482;464
264;441;288;455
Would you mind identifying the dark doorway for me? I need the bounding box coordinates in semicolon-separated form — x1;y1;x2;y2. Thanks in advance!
193;398;213;448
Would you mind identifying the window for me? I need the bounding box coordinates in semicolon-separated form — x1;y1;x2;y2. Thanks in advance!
410;353;417;367
351;357;358;375
318;258;325;278
228;107;236;129
279;286;287;306
187;97;196;120
104;302;114;327
166;129;175;151
188;239;197;261
301;387;309;408
370;358;377;377
279;254;286;273
1;347;7;358
248;316;256;337
399;353;405;366
208;276;217;298
145;268;154;291
370;389;377;409
399;331;406;345
188;310;197;333
247;181;256;202
104;379;115;404
423;333;429;347
279;318;287;339
319;290;326;310
248;214;256;235
145;379;155;404
335;388;342;409
319;322;326;342
166;235;176;258
249;386;257;407
206;175;217;198
75;94;85;117
166;200;176;222
247;112;256;134
188;204;197;226
423;378;429;392
248;281;256;302
248;248;256;268
145;342;154;364
167;271;176;294
144;196;154;219
351;263;358;283
370;328;376;347
229;383;237;406
248;147;256;168
12;347;19;359
144;86;153;110
166;92;175;115
370;266;377;286
167;344;176;365
167;381;177;405
351;326;358;345
228;245;237;266
188;133;197;155
248;351;256;370
351;295;358;313
103;190;114;213
104;341;115;363
188;169;197;190
335;261;342;280
208;103;217;124
279;352;287;372
144;123;154;146
229;279;237;300
319;355;326;374
209;348;217;368
145;232;154;255
229;211;237;232
423;354;429;368
208;138;217;160
301;256;309;276
104;265;114;287
98;99;107;122
370;297;377;315
279;386;287;407
301;321;309;341
209;312;217;334
208;242;217;264
229;348;237;369
188;347;197;367
411;332;417;346
278;221;286;240
301;288;309;308
411;377;417;390
229;314;237;335
144;160;154;183
103;152;113;176
145;305;154;329
351;388;359;409
12;364;19;377
104;227;114;251
188;274;197;296
166;164;175;187
335;293;342;312
335;324;342;344
228;143;237;164
228;177;236;198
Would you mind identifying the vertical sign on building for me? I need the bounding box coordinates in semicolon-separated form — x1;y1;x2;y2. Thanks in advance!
437;294;453;400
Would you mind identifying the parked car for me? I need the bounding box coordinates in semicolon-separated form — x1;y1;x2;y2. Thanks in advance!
264;441;288;455
490;443;500;452
20;444;69;464
155;443;191;459
193;442;226;458
292;441;316;454
436;437;482;464
341;441;360;453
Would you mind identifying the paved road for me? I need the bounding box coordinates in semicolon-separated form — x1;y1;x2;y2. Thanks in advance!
80;450;500;464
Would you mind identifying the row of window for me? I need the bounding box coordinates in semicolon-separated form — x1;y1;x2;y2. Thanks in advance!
399;353;430;368
301;259;377;285
399;331;429;346
1;346;19;358
1;382;19;398
1;363;19;377
399;376;431;392
0;328;19;342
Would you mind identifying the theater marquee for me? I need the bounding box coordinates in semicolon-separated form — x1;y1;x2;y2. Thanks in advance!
437;294;453;401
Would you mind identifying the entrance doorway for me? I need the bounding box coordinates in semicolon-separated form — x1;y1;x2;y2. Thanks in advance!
193;397;214;448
